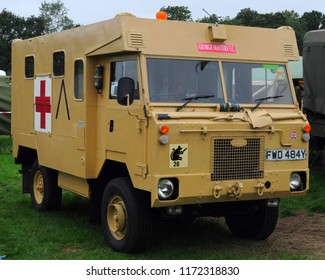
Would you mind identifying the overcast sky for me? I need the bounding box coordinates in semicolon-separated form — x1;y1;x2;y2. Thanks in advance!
1;0;324;25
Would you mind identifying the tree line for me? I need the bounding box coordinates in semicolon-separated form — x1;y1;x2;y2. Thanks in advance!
1;3;324;74
161;6;325;56
0;0;78;73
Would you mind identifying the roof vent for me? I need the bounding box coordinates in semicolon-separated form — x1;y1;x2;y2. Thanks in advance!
128;32;144;48
282;43;296;58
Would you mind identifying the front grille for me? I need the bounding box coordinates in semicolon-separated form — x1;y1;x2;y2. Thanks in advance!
211;136;265;181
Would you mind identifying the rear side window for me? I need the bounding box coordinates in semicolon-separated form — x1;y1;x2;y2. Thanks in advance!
74;60;84;100
53;51;65;76
25;56;34;78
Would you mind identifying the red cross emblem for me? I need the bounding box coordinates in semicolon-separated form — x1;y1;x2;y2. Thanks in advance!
35;80;51;129
34;76;51;132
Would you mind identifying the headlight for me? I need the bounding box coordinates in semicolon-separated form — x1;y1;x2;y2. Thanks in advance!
290;172;302;191
158;179;175;200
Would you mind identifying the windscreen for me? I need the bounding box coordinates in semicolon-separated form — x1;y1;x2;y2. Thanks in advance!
147;58;224;103
146;58;293;107
222;62;293;105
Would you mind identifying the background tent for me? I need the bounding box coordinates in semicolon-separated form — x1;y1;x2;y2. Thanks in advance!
0;75;11;135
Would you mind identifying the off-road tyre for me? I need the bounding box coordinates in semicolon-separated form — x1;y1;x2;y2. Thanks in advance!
30;161;62;211
225;200;279;240
101;177;152;253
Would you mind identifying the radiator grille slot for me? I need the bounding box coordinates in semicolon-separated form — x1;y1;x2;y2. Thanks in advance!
211;136;265;181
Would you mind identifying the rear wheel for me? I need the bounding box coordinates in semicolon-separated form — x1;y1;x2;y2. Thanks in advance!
101;177;152;253
30;161;62;211
225;199;279;240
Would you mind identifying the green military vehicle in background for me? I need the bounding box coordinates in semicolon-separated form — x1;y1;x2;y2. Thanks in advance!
303;30;325;166
0;73;11;136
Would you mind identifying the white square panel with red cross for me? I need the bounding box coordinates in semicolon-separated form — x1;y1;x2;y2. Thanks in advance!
34;76;52;133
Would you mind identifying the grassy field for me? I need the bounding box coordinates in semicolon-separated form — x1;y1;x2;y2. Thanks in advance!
1;136;325;260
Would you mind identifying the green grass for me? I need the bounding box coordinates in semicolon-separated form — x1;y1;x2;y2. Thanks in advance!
1;136;324;260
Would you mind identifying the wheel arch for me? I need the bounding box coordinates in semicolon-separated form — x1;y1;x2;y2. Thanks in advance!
88;159;131;223
89;159;130;190
15;146;38;193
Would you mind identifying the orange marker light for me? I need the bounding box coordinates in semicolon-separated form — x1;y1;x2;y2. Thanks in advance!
156;11;167;20
303;124;311;133
160;124;169;134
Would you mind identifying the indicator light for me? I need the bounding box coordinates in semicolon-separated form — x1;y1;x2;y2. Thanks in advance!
160;124;169;134
303;124;311;133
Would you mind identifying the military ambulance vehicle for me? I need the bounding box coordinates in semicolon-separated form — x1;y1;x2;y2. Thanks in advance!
12;12;310;253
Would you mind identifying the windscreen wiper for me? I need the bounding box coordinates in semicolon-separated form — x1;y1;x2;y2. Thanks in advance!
176;95;215;112
252;95;283;111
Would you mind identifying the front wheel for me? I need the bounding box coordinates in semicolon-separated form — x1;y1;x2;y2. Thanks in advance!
101;177;152;253
225;199;279;240
30;161;62;211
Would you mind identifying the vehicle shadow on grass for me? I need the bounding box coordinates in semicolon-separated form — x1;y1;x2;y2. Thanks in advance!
53;195;249;259
54;194;313;260
12;191;315;260
147;216;311;260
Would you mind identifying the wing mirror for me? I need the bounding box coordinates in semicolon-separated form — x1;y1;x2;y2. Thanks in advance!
117;77;135;106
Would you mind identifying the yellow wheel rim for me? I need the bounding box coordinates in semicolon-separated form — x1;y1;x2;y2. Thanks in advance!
33;170;44;205
107;196;127;240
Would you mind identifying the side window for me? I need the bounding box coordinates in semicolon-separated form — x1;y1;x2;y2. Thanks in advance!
53;51;65;76
110;60;139;99
74;60;84;100
25;56;34;78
